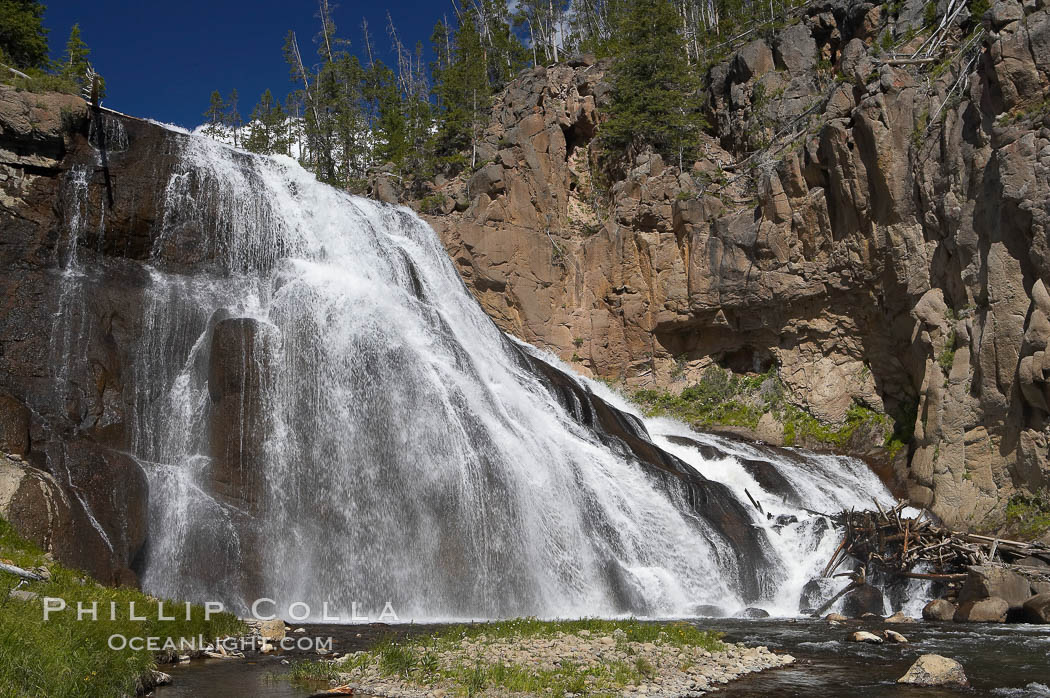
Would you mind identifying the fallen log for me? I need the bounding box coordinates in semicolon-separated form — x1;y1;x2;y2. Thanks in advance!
0;562;45;582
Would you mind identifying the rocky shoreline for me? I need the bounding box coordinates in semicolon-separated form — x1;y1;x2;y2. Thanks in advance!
327;636;790;697
287;620;793;698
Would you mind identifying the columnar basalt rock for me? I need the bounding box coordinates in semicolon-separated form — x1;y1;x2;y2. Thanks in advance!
394;0;1050;532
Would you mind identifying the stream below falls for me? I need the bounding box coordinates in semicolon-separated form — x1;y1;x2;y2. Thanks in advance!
152;619;1050;697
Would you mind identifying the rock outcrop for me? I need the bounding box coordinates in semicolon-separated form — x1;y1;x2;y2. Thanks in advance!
0;87;178;584
384;0;1050;531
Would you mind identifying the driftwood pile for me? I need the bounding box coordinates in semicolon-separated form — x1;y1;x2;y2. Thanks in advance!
822;499;1050;584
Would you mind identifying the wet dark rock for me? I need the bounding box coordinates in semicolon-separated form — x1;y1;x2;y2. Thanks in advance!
208;317;273;506
800;577;840;612
842;584;884;618
737;607;771;618
1022;593;1050;623
604;559;653;617
692;604;727;617
0;392;29;455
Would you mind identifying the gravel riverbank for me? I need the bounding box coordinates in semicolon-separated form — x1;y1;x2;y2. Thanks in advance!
314;624;794;697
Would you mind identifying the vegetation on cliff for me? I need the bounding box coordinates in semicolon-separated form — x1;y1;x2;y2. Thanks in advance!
630;365;902;454
0;2;102;97
0;517;244;698
199;0;846;188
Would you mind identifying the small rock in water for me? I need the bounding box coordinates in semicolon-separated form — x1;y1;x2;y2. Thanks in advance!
884;611;916;623
897;654;969;687
825;613;848;623
692;604;727;617
737;607;770;619
848;631;884;644
151;671;173;686
883;630;908;643
294;627;307;633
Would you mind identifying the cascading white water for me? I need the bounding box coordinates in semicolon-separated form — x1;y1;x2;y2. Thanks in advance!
68;128;911;621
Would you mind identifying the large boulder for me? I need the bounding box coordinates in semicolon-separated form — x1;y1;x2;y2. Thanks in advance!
799;577;839;612
954;597;1009;623
842;584;884;618
0;454;74;550
897;655;969;687
49;438;149;585
922;599;957;622
958;565;1034;611
1022;594;1050;623
773;23;817;74
731;40;774;82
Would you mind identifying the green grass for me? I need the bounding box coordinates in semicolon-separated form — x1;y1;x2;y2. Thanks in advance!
291;618;724;697
0;517;246;698
781;403;890;448
0;68;80;96
631;365;772;430
631;365;897;452
1005;492;1050;540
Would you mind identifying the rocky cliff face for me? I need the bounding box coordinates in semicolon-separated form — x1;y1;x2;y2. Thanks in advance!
0;88;195;584
378;0;1050;531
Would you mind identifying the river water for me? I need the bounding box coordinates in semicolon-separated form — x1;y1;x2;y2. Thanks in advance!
153;619;1050;697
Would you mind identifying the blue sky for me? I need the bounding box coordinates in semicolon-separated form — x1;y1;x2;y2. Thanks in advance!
44;1;454;128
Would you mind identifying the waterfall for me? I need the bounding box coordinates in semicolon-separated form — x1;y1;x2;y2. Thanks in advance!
60;128;908;621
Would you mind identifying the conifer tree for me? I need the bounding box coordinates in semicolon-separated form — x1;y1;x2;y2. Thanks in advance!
244;89;287;155
601;0;703;167
60;23;90;87
430;14;488;171
0;0;48;69
202;90;225;138
366;60;408;168
225;88;242;147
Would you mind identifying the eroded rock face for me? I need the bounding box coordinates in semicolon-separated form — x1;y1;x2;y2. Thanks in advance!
208;316;274;506
0;88;176;585
397;0;1050;531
